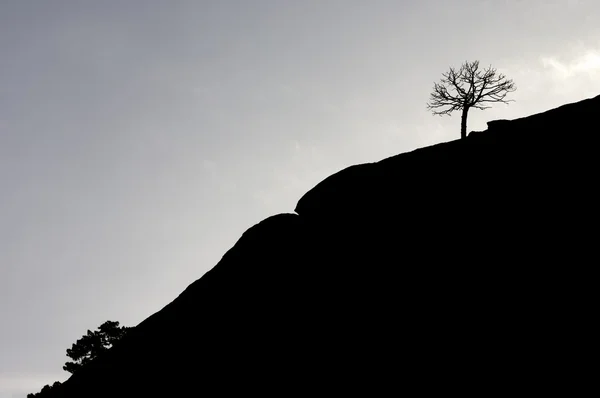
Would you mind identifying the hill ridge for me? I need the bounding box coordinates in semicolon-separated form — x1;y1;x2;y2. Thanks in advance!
52;92;599;397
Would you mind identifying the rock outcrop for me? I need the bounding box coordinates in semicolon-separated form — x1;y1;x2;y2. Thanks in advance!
53;94;598;396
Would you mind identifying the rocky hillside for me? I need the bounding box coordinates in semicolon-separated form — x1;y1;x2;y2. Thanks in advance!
53;94;598;396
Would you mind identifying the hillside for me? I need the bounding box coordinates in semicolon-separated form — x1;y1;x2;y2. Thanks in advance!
52;94;598;396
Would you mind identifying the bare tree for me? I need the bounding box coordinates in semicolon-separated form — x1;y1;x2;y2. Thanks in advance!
426;60;516;139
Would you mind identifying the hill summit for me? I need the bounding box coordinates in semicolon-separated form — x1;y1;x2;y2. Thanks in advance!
53;93;598;396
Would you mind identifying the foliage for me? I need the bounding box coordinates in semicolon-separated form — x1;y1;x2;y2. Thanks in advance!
63;320;131;374
27;381;62;398
27;320;131;397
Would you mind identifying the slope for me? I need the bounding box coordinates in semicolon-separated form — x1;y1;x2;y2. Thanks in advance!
54;93;599;396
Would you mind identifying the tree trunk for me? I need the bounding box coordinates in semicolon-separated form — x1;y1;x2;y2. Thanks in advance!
461;107;469;139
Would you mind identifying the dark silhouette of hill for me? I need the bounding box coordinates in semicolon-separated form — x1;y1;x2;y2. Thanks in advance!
50;94;598;396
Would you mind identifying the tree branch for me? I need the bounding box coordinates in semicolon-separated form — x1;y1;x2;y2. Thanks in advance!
426;60;516;116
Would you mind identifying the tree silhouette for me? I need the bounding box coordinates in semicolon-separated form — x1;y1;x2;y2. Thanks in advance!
63;320;131;374
426;60;516;139
27;381;62;398
27;320;131;397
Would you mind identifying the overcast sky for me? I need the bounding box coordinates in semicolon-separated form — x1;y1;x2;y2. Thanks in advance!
1;1;599;396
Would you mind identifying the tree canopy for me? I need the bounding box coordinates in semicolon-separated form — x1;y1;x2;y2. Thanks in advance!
27;381;62;398
28;320;131;397
426;60;516;139
63;320;131;374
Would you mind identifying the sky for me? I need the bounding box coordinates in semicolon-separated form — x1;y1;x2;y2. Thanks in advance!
1;0;599;396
